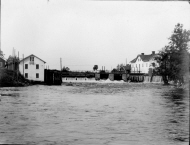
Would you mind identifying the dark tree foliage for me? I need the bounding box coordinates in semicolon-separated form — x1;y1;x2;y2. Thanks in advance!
155;23;190;84
62;66;70;72
0;50;4;59
93;65;98;71
111;68;118;73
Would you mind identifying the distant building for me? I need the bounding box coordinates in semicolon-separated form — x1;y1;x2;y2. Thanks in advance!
6;56;19;71
0;57;5;68
19;54;46;81
129;51;158;74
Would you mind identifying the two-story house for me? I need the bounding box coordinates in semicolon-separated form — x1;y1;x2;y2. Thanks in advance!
129;51;158;74
19;54;46;81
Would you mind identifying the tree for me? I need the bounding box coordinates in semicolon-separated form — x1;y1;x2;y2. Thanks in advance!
116;64;125;71
0;49;4;59
93;65;98;71
155;23;190;85
111;68;118;73
62;66;70;72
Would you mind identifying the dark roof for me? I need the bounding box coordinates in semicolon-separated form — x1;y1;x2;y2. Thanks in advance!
130;54;156;63
0;57;5;62
20;54;46;63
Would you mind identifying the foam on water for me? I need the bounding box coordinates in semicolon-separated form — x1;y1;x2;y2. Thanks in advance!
62;77;125;83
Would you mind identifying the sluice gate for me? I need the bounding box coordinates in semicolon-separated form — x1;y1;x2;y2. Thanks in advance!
95;73;163;83
44;69;62;85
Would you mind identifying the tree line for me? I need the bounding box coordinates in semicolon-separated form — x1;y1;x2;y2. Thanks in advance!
154;23;190;85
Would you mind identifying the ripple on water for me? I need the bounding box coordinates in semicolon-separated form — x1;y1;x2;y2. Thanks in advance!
0;84;189;144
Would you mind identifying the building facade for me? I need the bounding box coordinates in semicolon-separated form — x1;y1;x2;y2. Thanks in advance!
19;54;46;81
129;51;158;74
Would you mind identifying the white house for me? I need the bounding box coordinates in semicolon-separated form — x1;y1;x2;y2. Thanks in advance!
19;54;46;81
129;51;158;74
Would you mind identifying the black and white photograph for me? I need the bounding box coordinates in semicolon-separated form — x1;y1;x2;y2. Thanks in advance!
0;0;189;144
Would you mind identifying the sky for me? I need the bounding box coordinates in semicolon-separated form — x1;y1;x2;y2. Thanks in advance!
1;0;190;71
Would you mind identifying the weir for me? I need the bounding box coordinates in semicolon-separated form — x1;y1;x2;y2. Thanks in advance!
62;77;96;82
144;76;151;83
62;73;163;83
151;76;163;83
143;76;163;83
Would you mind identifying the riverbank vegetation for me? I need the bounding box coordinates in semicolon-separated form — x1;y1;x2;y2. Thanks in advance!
0;68;30;87
154;23;190;86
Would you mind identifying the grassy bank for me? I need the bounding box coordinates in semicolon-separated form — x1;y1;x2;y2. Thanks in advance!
0;68;30;87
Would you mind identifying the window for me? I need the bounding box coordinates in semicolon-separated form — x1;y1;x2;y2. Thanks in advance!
25;73;28;78
36;73;39;78
142;64;143;67
36;64;39;69
30;57;34;64
146;63;148;67
0;62;2;67
25;64;28;69
30;56;34;61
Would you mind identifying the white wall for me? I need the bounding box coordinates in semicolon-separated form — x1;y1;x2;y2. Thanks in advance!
130;56;153;73
19;56;45;81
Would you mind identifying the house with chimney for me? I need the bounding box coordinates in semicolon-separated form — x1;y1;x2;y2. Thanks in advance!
19;54;46;81
129;51;158;74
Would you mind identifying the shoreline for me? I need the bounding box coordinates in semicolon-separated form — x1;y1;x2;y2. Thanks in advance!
0;68;31;87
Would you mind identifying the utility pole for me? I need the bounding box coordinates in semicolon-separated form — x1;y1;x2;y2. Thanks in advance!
17;51;19;82
60;58;62;71
12;48;14;70
23;54;24;77
60;58;62;84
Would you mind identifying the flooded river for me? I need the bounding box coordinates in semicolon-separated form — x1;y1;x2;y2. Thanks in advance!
0;81;189;145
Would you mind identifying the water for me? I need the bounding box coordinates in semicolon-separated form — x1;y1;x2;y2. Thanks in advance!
0;82;189;145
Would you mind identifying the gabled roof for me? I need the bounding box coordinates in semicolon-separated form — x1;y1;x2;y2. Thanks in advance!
20;54;46;63
130;53;156;63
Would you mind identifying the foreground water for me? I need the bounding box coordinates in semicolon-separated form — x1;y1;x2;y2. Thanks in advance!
0;82;189;145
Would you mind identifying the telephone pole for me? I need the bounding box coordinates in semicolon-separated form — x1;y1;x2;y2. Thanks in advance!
60;58;62;71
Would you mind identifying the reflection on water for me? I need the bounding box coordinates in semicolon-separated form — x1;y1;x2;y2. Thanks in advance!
161;88;189;143
0;83;189;145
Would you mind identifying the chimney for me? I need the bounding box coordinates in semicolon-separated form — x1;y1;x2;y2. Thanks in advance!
152;51;155;55
141;53;144;55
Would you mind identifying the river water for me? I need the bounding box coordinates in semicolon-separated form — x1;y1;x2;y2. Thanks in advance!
0;81;189;145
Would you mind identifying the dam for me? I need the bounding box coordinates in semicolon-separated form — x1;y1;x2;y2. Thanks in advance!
62;72;163;83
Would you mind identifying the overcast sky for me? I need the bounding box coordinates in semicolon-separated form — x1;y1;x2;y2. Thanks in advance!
1;0;190;71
